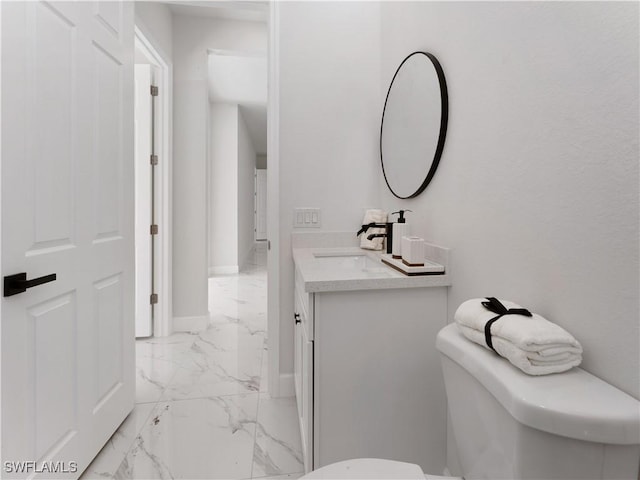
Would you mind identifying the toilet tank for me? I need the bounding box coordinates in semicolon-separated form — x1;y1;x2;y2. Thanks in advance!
436;324;640;480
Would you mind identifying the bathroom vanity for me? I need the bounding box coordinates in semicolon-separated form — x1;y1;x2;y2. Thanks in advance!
292;235;451;474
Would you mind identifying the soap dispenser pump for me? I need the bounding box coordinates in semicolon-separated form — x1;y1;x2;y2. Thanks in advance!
391;210;411;259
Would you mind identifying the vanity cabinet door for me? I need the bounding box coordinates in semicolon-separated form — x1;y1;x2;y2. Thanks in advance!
294;290;314;472
301;324;314;473
294;319;303;416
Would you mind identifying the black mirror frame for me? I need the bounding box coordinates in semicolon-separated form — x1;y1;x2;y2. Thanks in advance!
380;51;449;199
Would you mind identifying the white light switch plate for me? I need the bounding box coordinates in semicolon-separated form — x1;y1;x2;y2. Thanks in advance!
294;208;321;228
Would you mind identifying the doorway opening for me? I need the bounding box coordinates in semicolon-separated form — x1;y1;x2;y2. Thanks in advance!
206;48;268;277
203;15;271;392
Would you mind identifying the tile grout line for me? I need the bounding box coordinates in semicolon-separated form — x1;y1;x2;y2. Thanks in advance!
106;402;157;479
253;247;267;479
250;343;267;479
109;335;200;478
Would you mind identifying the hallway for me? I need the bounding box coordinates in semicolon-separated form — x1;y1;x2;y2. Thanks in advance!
83;248;303;479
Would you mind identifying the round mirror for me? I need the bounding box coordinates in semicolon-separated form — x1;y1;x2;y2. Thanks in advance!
380;51;448;199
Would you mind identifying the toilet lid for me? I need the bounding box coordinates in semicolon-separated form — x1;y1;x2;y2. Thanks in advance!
299;458;425;479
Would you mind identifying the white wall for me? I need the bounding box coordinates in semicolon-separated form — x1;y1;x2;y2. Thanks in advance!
135;2;173;62
238;110;257;268
379;2;639;400
208;103;257;273
173;14;267;317
173;79;208;317
209;103;239;272
208;104;256;273
277;2;382;379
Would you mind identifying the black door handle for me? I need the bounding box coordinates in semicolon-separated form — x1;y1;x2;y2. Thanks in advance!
4;272;57;297
294;313;301;324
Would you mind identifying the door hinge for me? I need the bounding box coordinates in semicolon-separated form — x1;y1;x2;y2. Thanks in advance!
150;85;159;96
150;293;158;305
150;154;158;165
150;224;159;235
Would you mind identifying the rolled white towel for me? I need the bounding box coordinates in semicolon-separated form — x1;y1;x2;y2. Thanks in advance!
360;209;387;251
454;298;583;375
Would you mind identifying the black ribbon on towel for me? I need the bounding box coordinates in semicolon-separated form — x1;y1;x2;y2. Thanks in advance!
481;297;532;353
357;223;379;236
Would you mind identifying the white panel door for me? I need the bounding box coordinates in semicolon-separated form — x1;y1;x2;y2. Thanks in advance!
1;2;135;478
134;64;153;338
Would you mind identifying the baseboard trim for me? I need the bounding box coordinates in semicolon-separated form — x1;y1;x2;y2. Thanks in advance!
278;372;295;397
173;314;210;332
209;265;239;276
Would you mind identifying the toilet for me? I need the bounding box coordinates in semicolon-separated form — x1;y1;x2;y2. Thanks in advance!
301;324;640;479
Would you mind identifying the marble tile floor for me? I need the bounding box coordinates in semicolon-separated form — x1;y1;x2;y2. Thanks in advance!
82;247;304;480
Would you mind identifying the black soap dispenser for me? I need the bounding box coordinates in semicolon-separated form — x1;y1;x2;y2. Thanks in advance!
391;210;411;259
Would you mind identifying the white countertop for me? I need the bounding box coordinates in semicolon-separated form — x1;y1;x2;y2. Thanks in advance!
293;246;452;293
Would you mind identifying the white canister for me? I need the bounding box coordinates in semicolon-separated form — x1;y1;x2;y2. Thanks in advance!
401;236;425;266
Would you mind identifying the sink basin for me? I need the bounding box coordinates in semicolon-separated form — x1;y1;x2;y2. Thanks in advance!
312;253;391;275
